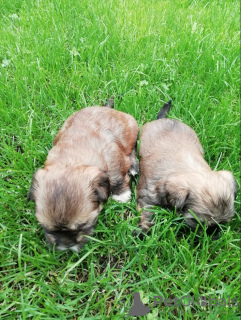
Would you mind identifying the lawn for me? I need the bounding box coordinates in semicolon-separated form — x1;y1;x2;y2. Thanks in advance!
0;0;240;319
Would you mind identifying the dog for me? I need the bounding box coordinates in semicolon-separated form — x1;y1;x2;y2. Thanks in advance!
137;101;237;234
28;97;139;252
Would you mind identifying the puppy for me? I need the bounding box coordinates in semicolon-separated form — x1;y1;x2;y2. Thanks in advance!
28;98;139;252
137;101;237;233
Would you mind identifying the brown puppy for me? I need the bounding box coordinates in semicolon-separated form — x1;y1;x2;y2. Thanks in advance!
28;99;139;252
137;101;237;233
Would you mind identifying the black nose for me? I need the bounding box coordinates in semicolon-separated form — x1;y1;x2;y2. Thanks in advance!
206;226;221;240
184;220;221;240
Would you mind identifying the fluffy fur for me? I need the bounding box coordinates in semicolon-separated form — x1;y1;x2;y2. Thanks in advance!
29;105;139;251
137;103;237;232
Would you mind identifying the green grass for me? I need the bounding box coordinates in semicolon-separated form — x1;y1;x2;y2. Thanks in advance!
0;0;240;319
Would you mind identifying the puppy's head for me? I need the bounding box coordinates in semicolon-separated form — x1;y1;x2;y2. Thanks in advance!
159;170;237;231
28;165;110;252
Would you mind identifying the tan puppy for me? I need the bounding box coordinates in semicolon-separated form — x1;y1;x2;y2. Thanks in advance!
137;101;237;233
28;99;139;252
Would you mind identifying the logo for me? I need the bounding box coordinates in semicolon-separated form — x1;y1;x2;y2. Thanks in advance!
123;292;239;318
124;292;150;318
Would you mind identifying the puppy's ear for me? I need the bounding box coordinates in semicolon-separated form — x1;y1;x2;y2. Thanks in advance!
218;170;238;199
92;171;110;203
165;177;189;210
27;169;44;202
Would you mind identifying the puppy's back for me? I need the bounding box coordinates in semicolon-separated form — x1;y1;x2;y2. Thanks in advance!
140;119;203;157
138;118;210;183
54;107;139;155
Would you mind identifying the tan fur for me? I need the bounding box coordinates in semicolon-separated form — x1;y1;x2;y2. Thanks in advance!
29;106;139;251
137;119;237;231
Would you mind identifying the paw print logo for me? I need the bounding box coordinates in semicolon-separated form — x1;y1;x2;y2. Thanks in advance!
124;292;150;318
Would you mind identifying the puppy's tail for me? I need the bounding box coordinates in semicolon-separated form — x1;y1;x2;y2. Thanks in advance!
157;100;172;119
104;96;115;108
103;93;127;109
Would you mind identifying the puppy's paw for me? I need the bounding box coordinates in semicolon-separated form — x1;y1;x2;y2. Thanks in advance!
132;227;151;239
128;160;139;176
132;229;145;240
140;220;154;231
128;166;139;176
112;189;131;203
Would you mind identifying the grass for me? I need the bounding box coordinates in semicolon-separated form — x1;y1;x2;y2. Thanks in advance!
0;0;240;319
